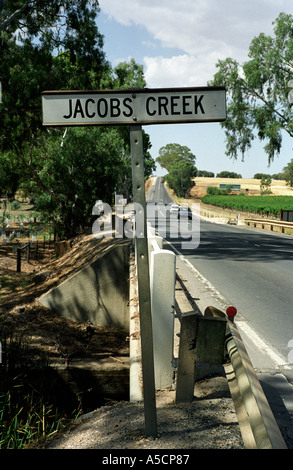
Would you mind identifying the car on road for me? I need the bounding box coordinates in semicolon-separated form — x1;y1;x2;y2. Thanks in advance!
170;204;179;215
177;206;193;219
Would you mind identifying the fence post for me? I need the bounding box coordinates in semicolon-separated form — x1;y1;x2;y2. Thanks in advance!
17;248;21;272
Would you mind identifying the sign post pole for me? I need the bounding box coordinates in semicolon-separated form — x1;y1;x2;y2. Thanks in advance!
130;125;157;438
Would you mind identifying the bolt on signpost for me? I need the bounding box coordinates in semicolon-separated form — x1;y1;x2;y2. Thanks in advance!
42;86;226;438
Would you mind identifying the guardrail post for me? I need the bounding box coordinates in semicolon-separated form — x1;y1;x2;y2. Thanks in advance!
176;306;227;403
149;241;176;389
175;313;198;403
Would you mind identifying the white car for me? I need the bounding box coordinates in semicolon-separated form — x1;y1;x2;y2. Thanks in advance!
170;204;179;215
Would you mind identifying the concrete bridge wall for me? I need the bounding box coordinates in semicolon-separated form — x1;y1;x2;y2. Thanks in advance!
39;242;130;330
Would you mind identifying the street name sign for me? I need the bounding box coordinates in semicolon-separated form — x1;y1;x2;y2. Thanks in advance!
42;86;226;126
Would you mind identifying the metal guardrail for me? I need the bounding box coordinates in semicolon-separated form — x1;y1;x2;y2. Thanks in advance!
244;217;293;232
129;243;287;448
176;304;288;449
225;316;287;449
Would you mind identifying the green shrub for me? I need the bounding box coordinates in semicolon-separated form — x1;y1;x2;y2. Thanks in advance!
10;201;21;211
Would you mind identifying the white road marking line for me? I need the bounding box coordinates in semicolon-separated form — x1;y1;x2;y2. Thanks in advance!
237;320;291;369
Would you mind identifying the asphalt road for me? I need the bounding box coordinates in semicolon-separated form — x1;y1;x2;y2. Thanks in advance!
148;176;293;362
147;177;293;446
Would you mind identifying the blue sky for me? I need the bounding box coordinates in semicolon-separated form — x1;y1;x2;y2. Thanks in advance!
98;1;293;178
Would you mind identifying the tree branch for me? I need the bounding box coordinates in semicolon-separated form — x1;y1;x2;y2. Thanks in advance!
0;2;30;31
10;140;55;197
242;82;293;138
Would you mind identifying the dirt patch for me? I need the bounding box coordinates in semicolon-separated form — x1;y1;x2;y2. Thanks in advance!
0;233;129;312
46;377;244;450
0;234;130;376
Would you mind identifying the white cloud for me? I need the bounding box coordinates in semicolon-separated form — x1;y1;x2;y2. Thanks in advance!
144;54;216;88
99;0;289;57
100;0;292;89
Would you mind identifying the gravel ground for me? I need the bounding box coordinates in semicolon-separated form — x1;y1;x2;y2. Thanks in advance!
46;376;245;450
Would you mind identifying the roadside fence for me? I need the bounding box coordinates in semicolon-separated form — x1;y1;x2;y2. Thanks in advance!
244;217;293;233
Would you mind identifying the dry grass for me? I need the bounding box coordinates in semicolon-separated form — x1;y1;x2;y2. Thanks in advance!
191;177;293;198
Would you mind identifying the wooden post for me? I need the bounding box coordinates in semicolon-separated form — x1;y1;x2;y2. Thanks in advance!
175;313;198;403
196;317;227;364
17;248;21;272
176;308;227;403
130;125;157;438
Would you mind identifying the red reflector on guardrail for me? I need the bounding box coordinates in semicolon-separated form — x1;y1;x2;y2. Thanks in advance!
226;306;237;319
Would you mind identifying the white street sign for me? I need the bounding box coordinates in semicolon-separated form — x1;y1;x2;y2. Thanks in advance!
42;87;226;126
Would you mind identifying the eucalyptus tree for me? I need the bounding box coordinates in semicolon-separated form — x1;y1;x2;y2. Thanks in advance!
210;12;293;165
156;143;197;197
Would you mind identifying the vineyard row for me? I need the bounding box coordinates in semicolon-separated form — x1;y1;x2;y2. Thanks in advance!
201;195;293;216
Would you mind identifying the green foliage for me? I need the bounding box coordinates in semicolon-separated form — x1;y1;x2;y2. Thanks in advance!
254;172;285;180
272;173;285;180
260;176;272;195
156;143;197;197
254;173;272;179
216;171;242;178
206;186;232;196
0;2;110;152
206;187;220;195
1;1;101;50
166;160;197;198
10;200;20;210
113;59;146;89
156;143;196;171
0;152;24;198
282;159;293;187
197;170;215;177
0;2;156;238
202;195;293;216
210;13;293;164
28;127;126;238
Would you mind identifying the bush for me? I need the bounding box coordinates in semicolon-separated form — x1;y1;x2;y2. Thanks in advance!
206;186;232;196
206;186;220;195
10;201;20;211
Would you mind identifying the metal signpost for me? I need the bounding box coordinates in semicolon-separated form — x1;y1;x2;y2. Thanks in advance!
42;86;226;438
